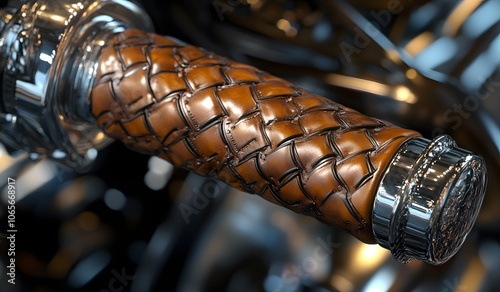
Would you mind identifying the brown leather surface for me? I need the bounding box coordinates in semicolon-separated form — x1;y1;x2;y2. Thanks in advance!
89;29;420;243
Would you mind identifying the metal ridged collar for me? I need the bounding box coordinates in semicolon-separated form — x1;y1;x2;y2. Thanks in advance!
372;135;487;264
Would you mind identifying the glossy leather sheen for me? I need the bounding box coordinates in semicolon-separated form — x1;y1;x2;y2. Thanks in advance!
89;29;420;243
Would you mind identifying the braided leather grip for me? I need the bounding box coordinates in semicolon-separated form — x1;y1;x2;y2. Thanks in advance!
89;29;420;243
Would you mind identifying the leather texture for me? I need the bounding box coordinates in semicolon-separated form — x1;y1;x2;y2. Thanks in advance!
89;29;420;243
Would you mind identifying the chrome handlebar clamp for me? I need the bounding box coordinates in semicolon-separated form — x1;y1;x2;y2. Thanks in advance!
0;0;153;169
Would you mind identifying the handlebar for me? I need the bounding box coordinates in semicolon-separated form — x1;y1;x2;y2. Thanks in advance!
0;0;487;264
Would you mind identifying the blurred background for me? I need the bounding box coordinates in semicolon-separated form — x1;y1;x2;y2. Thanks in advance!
0;0;499;291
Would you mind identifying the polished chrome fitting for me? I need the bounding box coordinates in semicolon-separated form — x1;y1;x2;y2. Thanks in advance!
0;0;153;169
372;135;487;264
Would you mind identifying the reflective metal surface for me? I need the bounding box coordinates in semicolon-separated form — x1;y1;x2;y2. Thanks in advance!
0;0;153;169
373;135;486;264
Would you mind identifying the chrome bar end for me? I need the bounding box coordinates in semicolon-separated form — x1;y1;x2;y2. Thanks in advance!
373;135;487;264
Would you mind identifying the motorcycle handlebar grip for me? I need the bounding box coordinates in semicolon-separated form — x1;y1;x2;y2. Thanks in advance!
1;0;486;265
89;29;420;243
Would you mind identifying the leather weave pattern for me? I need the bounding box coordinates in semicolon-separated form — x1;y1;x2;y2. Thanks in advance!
89;29;420;242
